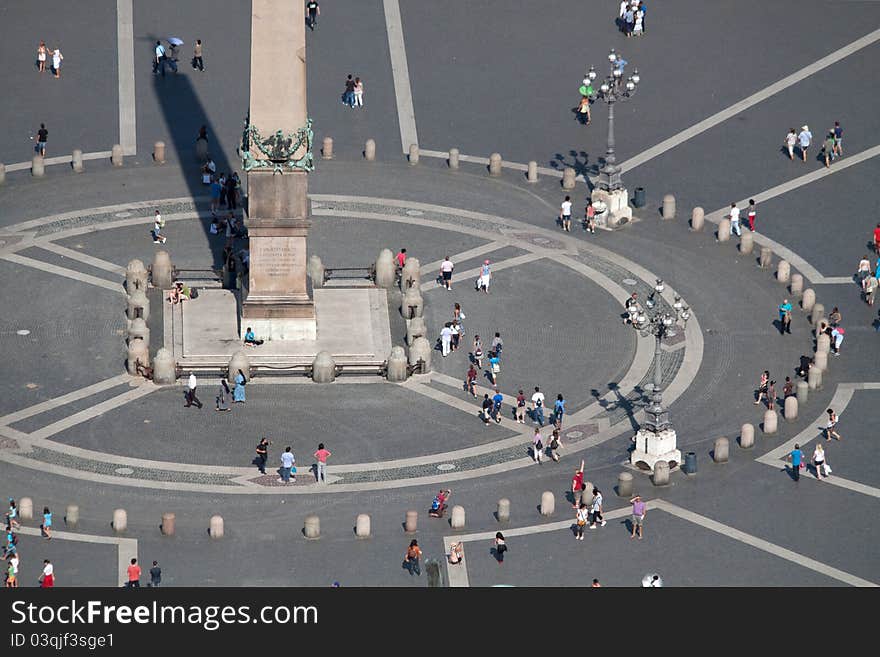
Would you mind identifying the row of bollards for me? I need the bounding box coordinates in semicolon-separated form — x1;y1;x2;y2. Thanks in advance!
0;142;151;182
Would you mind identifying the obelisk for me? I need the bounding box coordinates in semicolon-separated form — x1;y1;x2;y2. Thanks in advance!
239;0;316;340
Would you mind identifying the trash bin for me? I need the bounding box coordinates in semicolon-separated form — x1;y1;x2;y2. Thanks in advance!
683;451;697;474
633;187;646;208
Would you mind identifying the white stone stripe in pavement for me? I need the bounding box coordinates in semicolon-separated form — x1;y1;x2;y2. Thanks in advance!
0;373;133;427
116;0;137;155
420;252;547;293
619;27;880;173
17;525;137;587
421;240;509;273
383;0;419;153
0;253;125;294
36;242;126;275
704;144;880;285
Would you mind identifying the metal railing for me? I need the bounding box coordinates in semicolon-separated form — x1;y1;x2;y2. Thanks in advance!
322;265;376;285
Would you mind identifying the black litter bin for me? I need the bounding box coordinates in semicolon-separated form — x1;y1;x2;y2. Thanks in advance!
683;451;697;474
633;187;646;208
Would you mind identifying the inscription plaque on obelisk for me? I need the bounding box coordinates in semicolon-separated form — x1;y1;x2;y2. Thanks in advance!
239;0;316;340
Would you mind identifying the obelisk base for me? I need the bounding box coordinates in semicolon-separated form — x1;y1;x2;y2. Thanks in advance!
241;302;316;341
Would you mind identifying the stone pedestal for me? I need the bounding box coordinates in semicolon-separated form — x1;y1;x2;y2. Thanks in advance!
591;188;632;228
630;427;681;470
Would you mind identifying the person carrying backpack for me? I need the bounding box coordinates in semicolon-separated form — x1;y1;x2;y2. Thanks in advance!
429;489;451;518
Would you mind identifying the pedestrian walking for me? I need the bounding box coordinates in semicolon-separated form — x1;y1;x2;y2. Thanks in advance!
481;394;493;426
490;332;502;355
450;320;461;352
812;443;829;480
823;131;836;168
547;428;562;462
166;41;180;73
747;199;757;232
41;507;52;540
465;364;478;397
314;443;331;483
571;460;585;507
784;128;797;160
575;503;589;540
754;370;770;406
6;499;20;530
440;323;453;357
767;380;776;411
49;46;63;78
797;125;812;162
153;40;166;76
863;273;877;306
584;202;597;234
279;446;295;484
493;532;507;564
440;256;454;291
476;260;492;293
39;560;54;588
778;299;792;335
146;561;162;587
5;555;18;588
728;202;741;237
833;121;843;157
592;578;602;587
487;351;500;386
588;488;606;528
429;489;451;518
185;372;203;408
577;95;591;125
192;39;204;71
152;210;167;244
531;386;545;426
126;558;140;587
560;195;573;232
34;123;48;157
403;540;422;576
825;408;841;441
553;393;566;429
255;438;270;474
515;389;526;423
342;74;355;108
37;40;47;73
233;369;247;403
472;334;483;368
491;388;503;424
453;302;465;327
789;443;804;481
630;494;646;539
532;427;544;464
306;1;320;31
828;306;842;328
354;77;364;107
215;377;231;412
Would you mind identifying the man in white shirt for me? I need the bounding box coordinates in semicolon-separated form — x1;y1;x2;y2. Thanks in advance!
154;41;166;77
279;446;296;484
531;386;546;426
559;195;572;232
440;323;453;357
728;203;741;237
589;488;607;528
185;372;203;409
439;257;454;291
797;125;812;162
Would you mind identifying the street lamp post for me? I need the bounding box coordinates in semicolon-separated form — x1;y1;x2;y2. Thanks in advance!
628;279;689;470
584;49;640;226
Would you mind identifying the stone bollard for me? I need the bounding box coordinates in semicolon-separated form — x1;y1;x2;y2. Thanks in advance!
762;410;778;435
562;166;576;189
408;143;419;164
19;498;33;521
450;505;466;530
690;206;704;231
790;273;804;297
661;194;676;219
527;160;538;183
65;504;79;528
161;512;176;536
72;149;84;173
304;515;320;539
322;136;334;159
0;163;6;185
151;250;174;290
811;303;825;327
401;287;424;319
126;338;150;375
128;317;150;344
112;508;128;533
717;218;731;242
209;515;224;538
759;246;772;269
448;147;460;169
152;348;177;384
652;461;670;486
739;424;755;449
355;514;371;538
808;366;821;390
801;288;816;312
364;138;376;161
582;482;594;507
405;316;427;346
386;346;409;382
308;254;324;288
496;498;510;523
813;350;828;373
488;153;502;177
227;350;251;381
375;248;396;289
617;471;633;497
126;259;148;292
127;288;150;321
153;141;166;164
312;351;336;383
816;333;830;354
540;491;555;517
739;231;754;254
784;396;798;422
195;138;208;162
713;437;729;463
777;260;791;284
111;144;124;167
400;257;421;290
796;380;809;405
408;337;432;373
32;155;45;177
404;510;418;533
